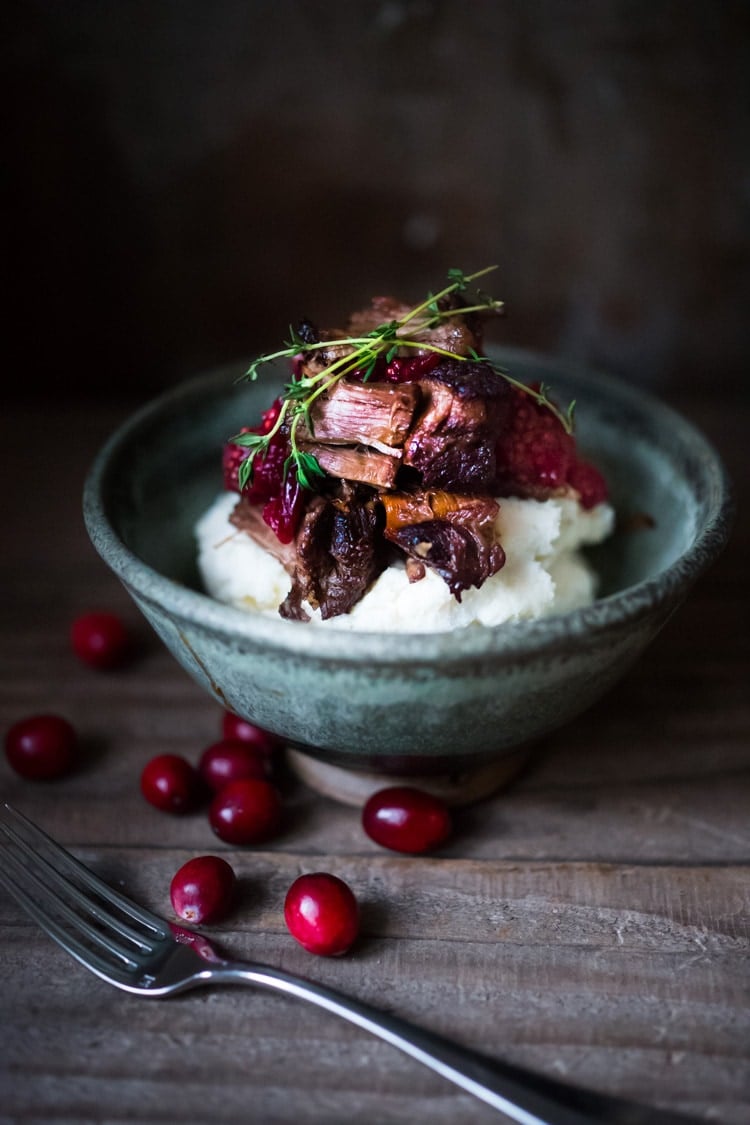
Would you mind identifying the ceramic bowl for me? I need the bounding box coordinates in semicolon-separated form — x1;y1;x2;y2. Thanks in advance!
83;348;732;777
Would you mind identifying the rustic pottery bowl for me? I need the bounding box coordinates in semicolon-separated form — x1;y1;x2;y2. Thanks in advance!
83;348;732;781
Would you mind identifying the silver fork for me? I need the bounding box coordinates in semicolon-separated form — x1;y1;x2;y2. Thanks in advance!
0;803;696;1125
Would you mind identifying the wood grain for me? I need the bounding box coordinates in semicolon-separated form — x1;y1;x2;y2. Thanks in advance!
0;392;748;1124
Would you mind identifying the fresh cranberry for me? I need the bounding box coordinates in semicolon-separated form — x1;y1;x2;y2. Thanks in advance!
567;458;608;509
347;356;386;382
4;714;77;780
209;777;282;844
70;611;130;669
494;386;576;496
223;399;284;494
222;712;281;753
262;464;305;544
362;787;452;854
140;754;202;814
385;352;440;383
198;739;270;792
170;855;236;924
284;873;359;956
224;398;305;543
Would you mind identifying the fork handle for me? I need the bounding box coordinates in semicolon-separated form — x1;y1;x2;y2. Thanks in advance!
210;961;694;1124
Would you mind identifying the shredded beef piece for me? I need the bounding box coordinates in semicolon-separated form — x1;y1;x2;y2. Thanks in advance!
229;498;297;573
299;443;400;489
403;359;512;490
381;489;499;532
301;379;419;450
381;489;504;599
347;296;483;358
294;381;420;491
280;489;386;621
298;330;356;380
386;520;505;601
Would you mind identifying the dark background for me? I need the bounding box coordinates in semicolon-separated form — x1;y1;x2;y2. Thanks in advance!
5;0;749;404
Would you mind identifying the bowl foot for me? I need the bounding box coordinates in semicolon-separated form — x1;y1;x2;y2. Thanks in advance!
285;747;530;807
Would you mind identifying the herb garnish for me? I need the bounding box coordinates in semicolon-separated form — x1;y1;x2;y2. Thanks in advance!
232;266;574;491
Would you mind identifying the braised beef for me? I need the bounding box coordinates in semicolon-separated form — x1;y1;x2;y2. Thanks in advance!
386;520;505;600
298;330;356;380
280;489;386;621
301;379;419;449
380;489;500;532
298;443;400;490
403;359;512;490
229;498;297;573
381;489;504;599
347;296;483;358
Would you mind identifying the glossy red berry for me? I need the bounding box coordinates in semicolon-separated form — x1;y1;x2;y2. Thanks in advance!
362;787;452;854
209;777;282;844
70;612;130;669
222;712;280;753
284;873;359;956
495;389;576;496
140;754;202;814
567;458;608;509
4;714;77;780
385;351;440;383
198;739;270;792
170;855;236;924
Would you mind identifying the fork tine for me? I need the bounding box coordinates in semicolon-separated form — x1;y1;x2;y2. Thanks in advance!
0;848;141;984
0;803;169;939
0;820;156;965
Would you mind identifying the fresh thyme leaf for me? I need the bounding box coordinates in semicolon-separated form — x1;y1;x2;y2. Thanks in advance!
291;450;326;490
446;267;468;291
237;450;258;491
231;431;268;450
481;363;575;433
284;378;317;402
361;355;379;381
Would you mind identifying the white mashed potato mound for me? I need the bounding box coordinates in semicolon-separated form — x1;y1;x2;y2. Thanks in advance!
195;491;614;632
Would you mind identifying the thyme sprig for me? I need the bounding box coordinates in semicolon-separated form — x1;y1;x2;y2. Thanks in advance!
232;266;572;491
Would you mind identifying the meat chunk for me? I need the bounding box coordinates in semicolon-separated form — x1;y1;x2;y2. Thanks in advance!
381;489;505;599
280;490;386;621
302;379;419;450
229;498;297;573
298;443;400;489
347;296;483;358
386;520;505;600
298;330;357;380
403;359;512;490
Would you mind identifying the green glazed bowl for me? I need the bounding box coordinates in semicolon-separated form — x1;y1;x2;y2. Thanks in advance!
83;348;732;775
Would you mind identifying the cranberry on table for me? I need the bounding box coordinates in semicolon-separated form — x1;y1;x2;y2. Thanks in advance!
140;754;202;814
4;714;77;780
199;739;270;792
209;777;281;844
170;855;236;925
222;712;280;753
70;612;130;669
362;787;452;854
284;873;359;957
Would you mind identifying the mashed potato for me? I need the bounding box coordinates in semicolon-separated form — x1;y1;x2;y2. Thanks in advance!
195;492;614;632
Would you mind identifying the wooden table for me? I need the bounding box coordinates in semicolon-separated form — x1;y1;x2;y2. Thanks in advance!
1;387;748;1124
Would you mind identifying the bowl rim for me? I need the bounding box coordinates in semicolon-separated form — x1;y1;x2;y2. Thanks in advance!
83;348;734;665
